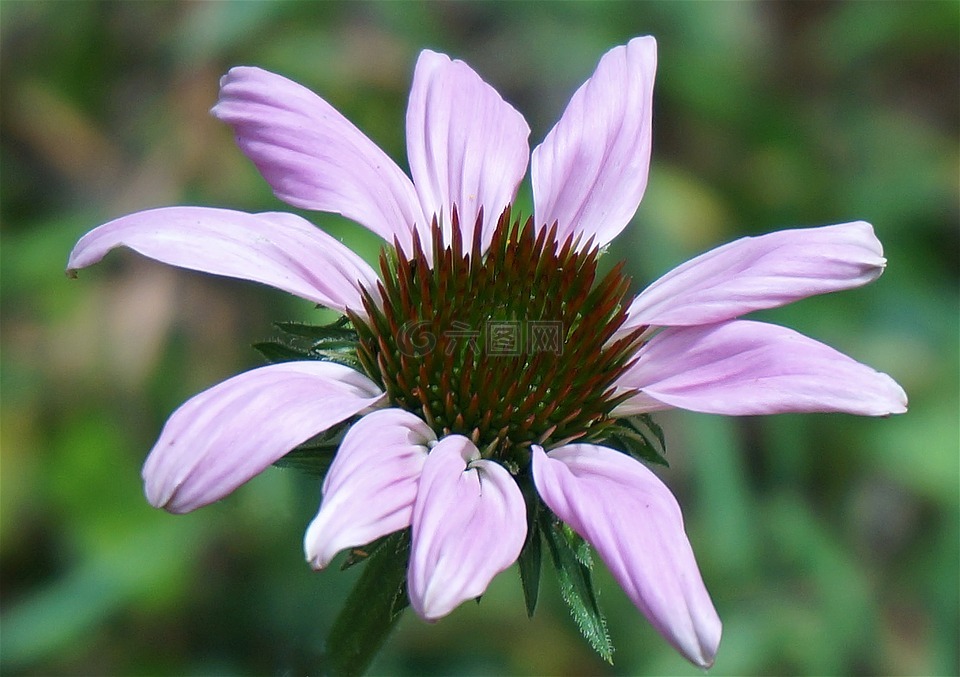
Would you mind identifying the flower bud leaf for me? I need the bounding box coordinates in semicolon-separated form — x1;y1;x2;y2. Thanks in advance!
604;414;669;467
324;530;411;676
270;447;335;478
340;534;391;571
516;480;543;617
254;318;364;371
273;319;359;344
541;513;614;663
272;420;353;478
253;340;314;364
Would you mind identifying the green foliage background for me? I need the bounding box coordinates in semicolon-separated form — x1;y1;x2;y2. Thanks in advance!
2;2;957;675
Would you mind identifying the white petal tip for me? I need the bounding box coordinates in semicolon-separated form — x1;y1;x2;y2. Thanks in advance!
143;480;175;512
885;389;909;415
147;485;194;515
688;622;722;669
303;522;336;571
865;373;908;416
412;594;447;622
415;607;442;624
305;555;328;571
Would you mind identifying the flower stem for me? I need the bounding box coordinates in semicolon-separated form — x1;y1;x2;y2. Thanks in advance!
324;531;411;676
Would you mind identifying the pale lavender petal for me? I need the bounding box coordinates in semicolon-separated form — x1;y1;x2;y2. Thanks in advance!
408;436;526;620
620;221;888;332
532;444;721;668
615;320;908;416
532;36;656;247
304;408;435;569
66;207;380;313
212;66;425;249
406;50;530;249
143;362;384;514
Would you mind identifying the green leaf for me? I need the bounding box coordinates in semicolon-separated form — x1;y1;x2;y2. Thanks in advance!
253;339;364;370
324;531;411;676
563;522;594;568
274;320;359;345
338;534;393;571
271;420;351;478
633;414;666;453
271;447;335;478
308;349;365;371
253;340;311;364
516;481;542;617
541;514;614;663
604;414;668;467
254;317;365;370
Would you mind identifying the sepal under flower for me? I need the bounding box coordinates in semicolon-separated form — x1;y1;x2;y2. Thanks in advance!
531;444;721;668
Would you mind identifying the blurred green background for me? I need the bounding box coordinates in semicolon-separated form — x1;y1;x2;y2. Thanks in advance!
2;2;957;675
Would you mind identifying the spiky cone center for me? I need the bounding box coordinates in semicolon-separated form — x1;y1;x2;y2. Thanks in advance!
350;206;644;471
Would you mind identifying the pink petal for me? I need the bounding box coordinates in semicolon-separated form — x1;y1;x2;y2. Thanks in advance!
304;409;435;569
621;221;888;331
408;436;526;620
532;36;656;247
532;444;721;668
406;50;530;250
212;66;425;249
615;320;908;416
143;362;384;514
66;207;380;314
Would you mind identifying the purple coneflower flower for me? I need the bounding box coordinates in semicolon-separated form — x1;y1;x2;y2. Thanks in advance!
67;37;906;668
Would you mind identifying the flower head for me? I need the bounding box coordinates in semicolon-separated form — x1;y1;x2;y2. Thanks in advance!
67;36;906;668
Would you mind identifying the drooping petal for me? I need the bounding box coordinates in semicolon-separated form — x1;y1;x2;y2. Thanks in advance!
212;66;425;249
408;436;526;621
620;221;888;332
304;408;435;569
66;207;381;313
614;320;908;416
143;362;384;514
532;36;656;247
406;50;530;250
531;444;721;668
